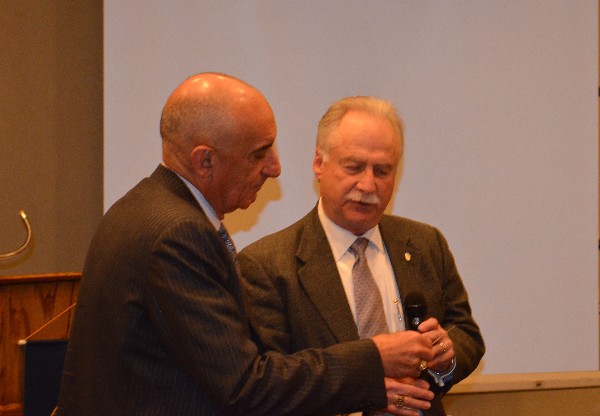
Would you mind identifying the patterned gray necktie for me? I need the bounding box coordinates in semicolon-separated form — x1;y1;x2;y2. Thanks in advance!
350;237;389;338
218;224;240;274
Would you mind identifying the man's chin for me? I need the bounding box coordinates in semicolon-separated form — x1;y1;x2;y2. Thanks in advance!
239;194;258;210
343;214;381;233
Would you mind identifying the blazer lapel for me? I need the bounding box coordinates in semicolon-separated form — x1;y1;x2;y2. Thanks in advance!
296;209;359;342
379;217;425;304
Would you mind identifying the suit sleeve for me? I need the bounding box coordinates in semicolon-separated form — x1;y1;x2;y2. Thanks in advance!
144;219;387;416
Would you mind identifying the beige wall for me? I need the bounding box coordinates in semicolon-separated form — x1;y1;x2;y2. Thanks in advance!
0;0;103;276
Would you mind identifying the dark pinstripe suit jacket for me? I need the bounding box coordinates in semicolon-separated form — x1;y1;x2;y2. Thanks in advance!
239;207;485;416
56;165;388;416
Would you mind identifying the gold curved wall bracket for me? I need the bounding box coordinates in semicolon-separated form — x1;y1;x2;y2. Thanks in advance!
0;210;33;258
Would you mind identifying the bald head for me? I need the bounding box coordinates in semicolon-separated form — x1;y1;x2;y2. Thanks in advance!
160;73;274;173
159;72;280;218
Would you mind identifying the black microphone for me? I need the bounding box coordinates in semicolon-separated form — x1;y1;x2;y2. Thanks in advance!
404;291;427;331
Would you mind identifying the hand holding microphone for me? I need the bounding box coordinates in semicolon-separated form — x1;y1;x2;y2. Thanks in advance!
372;329;435;379
404;292;455;374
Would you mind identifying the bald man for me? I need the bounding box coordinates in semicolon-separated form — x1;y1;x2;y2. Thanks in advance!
56;73;435;416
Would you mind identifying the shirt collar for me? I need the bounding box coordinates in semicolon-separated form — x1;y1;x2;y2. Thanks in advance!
317;198;384;261
162;162;221;231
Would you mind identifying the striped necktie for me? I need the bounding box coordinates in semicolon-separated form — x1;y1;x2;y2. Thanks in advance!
350;237;389;338
218;224;240;274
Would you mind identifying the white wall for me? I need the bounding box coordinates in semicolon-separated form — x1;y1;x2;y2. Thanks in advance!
104;1;598;376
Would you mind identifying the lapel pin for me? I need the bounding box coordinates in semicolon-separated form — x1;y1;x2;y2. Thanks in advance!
404;252;411;262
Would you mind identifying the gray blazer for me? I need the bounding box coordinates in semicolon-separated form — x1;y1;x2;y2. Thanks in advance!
239;207;485;416
56;166;388;416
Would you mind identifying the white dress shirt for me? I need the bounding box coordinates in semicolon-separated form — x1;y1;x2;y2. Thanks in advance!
162;163;222;232
317;199;406;333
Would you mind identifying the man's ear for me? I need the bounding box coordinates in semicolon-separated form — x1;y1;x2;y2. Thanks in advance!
191;145;214;178
313;148;324;180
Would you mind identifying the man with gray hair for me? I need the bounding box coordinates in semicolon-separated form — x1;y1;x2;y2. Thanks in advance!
240;96;485;416
56;77;439;416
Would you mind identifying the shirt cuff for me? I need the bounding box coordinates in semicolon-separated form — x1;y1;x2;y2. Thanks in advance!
428;357;456;387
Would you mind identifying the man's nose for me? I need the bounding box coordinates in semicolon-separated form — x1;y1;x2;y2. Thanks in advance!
263;148;281;178
356;170;376;193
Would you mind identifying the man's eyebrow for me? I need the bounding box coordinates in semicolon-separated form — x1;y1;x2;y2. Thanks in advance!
252;143;273;153
338;156;365;164
338;156;395;169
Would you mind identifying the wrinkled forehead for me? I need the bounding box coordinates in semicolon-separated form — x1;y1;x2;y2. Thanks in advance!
328;112;402;155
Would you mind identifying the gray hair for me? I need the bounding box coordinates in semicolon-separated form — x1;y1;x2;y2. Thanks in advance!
316;96;404;155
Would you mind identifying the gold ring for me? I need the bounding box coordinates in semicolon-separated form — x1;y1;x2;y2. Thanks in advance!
439;341;446;352
395;394;405;408
418;360;428;371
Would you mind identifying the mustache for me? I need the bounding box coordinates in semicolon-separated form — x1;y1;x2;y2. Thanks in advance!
345;190;380;205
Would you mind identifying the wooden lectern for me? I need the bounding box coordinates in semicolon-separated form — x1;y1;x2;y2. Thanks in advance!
0;273;80;416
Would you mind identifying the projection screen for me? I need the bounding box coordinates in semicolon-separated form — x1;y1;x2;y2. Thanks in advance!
104;1;598;376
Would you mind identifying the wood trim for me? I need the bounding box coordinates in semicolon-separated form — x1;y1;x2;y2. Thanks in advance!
448;371;600;394
0;403;22;416
0;272;82;286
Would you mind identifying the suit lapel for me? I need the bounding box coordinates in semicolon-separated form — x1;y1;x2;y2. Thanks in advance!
379;217;424;305
296;209;359;342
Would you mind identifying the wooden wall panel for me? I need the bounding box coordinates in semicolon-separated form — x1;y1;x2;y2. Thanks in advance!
0;273;80;415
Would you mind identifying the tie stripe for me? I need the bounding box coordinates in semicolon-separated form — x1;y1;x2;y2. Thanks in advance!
218;224;241;275
350;237;389;338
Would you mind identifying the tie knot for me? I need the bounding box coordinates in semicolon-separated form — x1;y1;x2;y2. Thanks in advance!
349;237;369;258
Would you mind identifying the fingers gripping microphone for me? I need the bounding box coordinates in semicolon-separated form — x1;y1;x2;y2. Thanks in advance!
404;292;427;331
405;293;435;383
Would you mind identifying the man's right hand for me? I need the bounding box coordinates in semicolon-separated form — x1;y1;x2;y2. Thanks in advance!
372;331;434;378
375;377;434;416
